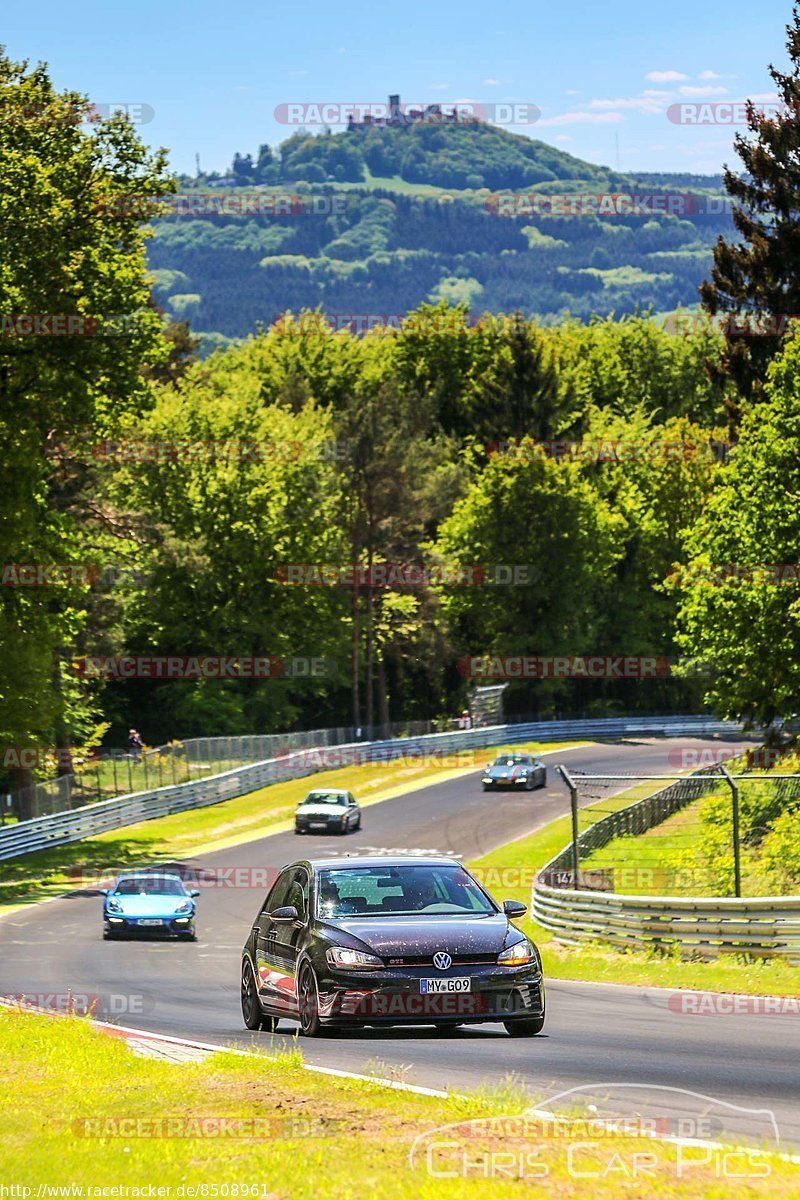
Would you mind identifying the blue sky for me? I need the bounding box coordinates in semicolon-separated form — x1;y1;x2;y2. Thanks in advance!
2;0;793;176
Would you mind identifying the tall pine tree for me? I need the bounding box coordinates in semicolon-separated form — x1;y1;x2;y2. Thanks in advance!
701;3;800;416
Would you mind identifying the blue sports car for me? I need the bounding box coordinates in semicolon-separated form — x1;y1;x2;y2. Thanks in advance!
101;872;199;941
482;753;547;791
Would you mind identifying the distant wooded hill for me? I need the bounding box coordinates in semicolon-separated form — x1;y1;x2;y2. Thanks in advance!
148;121;733;349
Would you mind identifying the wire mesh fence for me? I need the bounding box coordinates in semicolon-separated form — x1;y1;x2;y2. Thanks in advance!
548;767;800;900
2;718;442;822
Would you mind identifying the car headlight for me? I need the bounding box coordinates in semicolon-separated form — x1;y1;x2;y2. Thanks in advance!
106;898;123;913
326;946;383;970
175;900;193;914
498;939;537;966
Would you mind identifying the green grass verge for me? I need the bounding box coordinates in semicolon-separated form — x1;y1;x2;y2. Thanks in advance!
0;741;582;912
468;783;800;997
0;1007;792;1197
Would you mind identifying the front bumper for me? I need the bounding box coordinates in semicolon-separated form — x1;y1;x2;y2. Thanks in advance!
295;818;348;833
315;964;545;1026
483;777;532;788
104;913;195;936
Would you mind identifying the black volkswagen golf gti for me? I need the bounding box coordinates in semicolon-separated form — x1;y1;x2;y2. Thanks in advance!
240;856;545;1037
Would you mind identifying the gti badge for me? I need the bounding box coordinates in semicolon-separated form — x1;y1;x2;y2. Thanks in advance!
432;951;452;970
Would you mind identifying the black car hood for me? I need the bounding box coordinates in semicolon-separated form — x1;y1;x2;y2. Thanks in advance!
323;912;516;957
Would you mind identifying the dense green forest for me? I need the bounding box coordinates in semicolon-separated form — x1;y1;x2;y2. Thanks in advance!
147;121;733;347
4;30;800;807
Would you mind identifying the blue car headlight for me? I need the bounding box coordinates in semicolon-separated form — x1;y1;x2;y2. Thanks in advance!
175;900;193;914
106;898;123;913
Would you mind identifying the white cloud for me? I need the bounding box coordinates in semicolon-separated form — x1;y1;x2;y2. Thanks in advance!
553;134;574;143
646;70;689;83
699;70;723;80
538;110;623;126
679;84;730;96
483;78;507;87
588;95;665;113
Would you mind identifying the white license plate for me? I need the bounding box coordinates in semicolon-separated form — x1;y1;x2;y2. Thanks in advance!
420;977;471;994
310;822;327;829
138;919;163;926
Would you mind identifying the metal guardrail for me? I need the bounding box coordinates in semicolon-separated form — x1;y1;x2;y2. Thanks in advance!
532;769;800;962
0;713;743;863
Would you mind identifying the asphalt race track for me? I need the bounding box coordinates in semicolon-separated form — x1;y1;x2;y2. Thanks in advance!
2;736;797;1149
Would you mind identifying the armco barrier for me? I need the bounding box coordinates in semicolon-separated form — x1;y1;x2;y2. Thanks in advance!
0;714;743;862
532;887;800;961
532;770;800;962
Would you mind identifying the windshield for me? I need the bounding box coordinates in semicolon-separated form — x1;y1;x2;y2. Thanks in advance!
316;864;496;918
301;792;346;806
493;755;530;766
113;877;187;897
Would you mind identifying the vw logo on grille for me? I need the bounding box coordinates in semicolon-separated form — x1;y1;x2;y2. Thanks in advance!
432;952;452;971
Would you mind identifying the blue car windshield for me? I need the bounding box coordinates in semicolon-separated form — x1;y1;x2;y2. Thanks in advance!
114;877;186;896
316;865;496;918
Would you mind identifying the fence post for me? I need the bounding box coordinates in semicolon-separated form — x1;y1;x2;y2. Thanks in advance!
718;763;742;898
557;765;580;889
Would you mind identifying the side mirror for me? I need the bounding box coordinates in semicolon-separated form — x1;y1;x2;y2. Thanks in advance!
99;888;109;896
270;905;299;923
189;889;200;898
503;899;527;918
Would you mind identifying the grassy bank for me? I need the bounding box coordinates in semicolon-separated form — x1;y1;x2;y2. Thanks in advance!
0;1007;792;1198
0;740;581;912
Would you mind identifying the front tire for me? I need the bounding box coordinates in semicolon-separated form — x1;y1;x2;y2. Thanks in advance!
298;963;324;1037
241;959;280;1032
504;1014;545;1037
